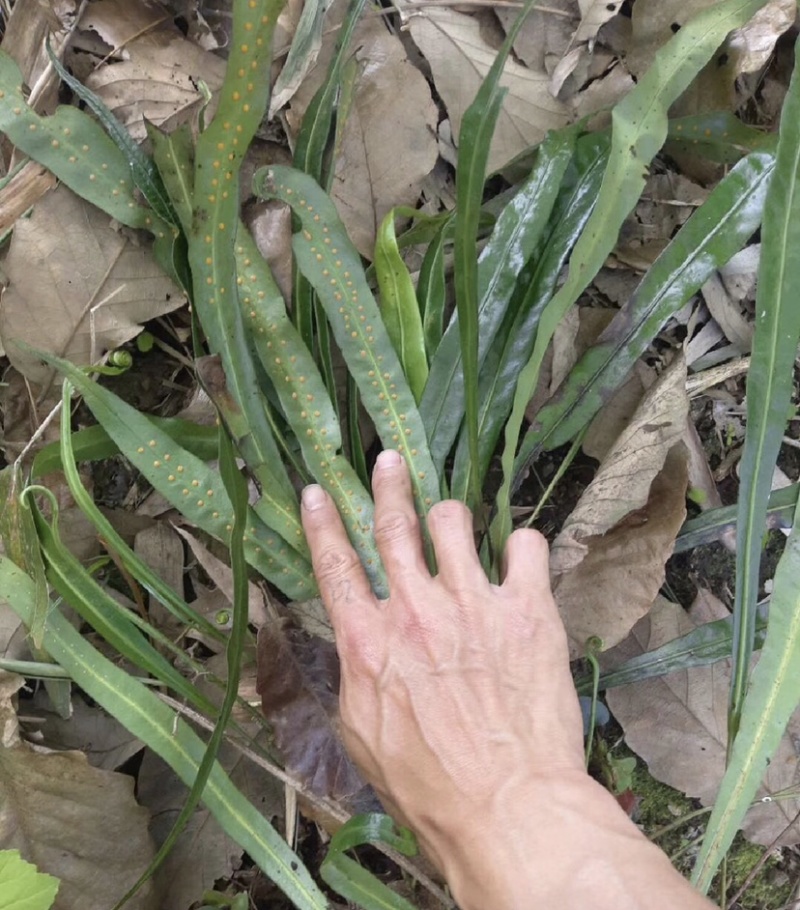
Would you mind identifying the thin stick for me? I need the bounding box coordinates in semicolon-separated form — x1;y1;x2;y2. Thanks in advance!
725;807;800;909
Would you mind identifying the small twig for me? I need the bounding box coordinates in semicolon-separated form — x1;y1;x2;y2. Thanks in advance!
13;395;62;467
686;357;750;398
725;807;800;909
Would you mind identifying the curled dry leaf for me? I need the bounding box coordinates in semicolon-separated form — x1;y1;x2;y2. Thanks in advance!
0;185;185;383
403;6;570;173
604;594;800;846
496;1;578;75
551;355;689;656
729;0;798;75
81;32;225;141
256;620;373;810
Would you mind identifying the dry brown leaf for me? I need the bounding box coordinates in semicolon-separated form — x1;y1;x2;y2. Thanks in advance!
701;272;754;353
581;364;652;462
496;1;578;76
0;673;158;909
604;595;800;846
79;0;173;49
403;7;570;173
256;621;370;806
134;522;184;636
82;37;225;141
729;0;797;74
287;14;438;258
285;597;335;643
551;355;689;656
0;186;185;383
31;690;142;771
525;306;614;423
575;0;625;44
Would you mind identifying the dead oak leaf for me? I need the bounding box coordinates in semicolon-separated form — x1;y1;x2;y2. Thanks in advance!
287;16;438;258
0;674;157;909
404;6;570;173
84;38;225;141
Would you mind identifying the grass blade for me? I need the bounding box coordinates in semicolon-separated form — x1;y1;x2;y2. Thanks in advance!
0;557;327;910
675;484;799;553
321;814;418;910
0;466;48;648
574;605;769;696
726;32;800;746
692;490;800;890
112;426;252;907
416;216;452;361
25;486;217;715
515;150;773;472
421;127;576;474
491;0;770;553
57;379;224;644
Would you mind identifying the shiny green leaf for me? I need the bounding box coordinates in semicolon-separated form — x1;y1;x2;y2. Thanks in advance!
492;0;770;553
515;150;773;475
375;209;428;403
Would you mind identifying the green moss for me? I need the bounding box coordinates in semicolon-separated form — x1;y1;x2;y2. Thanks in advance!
715;835;792;910
603;743;793;908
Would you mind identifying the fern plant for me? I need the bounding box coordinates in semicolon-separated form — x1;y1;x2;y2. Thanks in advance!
1;0;796;905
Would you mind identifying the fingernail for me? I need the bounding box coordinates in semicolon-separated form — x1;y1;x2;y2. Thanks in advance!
302;484;326;511
376;448;402;469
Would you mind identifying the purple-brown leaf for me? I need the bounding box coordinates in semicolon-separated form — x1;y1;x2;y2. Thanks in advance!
256;620;371;806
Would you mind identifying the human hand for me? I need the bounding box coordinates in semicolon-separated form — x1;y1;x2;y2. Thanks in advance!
300;450;585;862
301;450;715;910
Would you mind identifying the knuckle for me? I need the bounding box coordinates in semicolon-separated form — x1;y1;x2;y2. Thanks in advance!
315;545;361;583
374;508;417;546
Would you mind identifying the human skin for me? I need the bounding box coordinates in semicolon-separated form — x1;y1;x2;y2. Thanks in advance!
300;448;714;909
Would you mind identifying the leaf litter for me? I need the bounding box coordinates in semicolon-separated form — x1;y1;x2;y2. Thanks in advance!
0;0;798;904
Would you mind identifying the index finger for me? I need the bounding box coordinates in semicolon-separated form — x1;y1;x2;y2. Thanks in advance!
301;484;375;629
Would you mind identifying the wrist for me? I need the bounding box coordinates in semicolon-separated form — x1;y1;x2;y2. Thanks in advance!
429;771;687;910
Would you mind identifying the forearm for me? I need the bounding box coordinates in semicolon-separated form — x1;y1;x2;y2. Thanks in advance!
432;774;714;910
